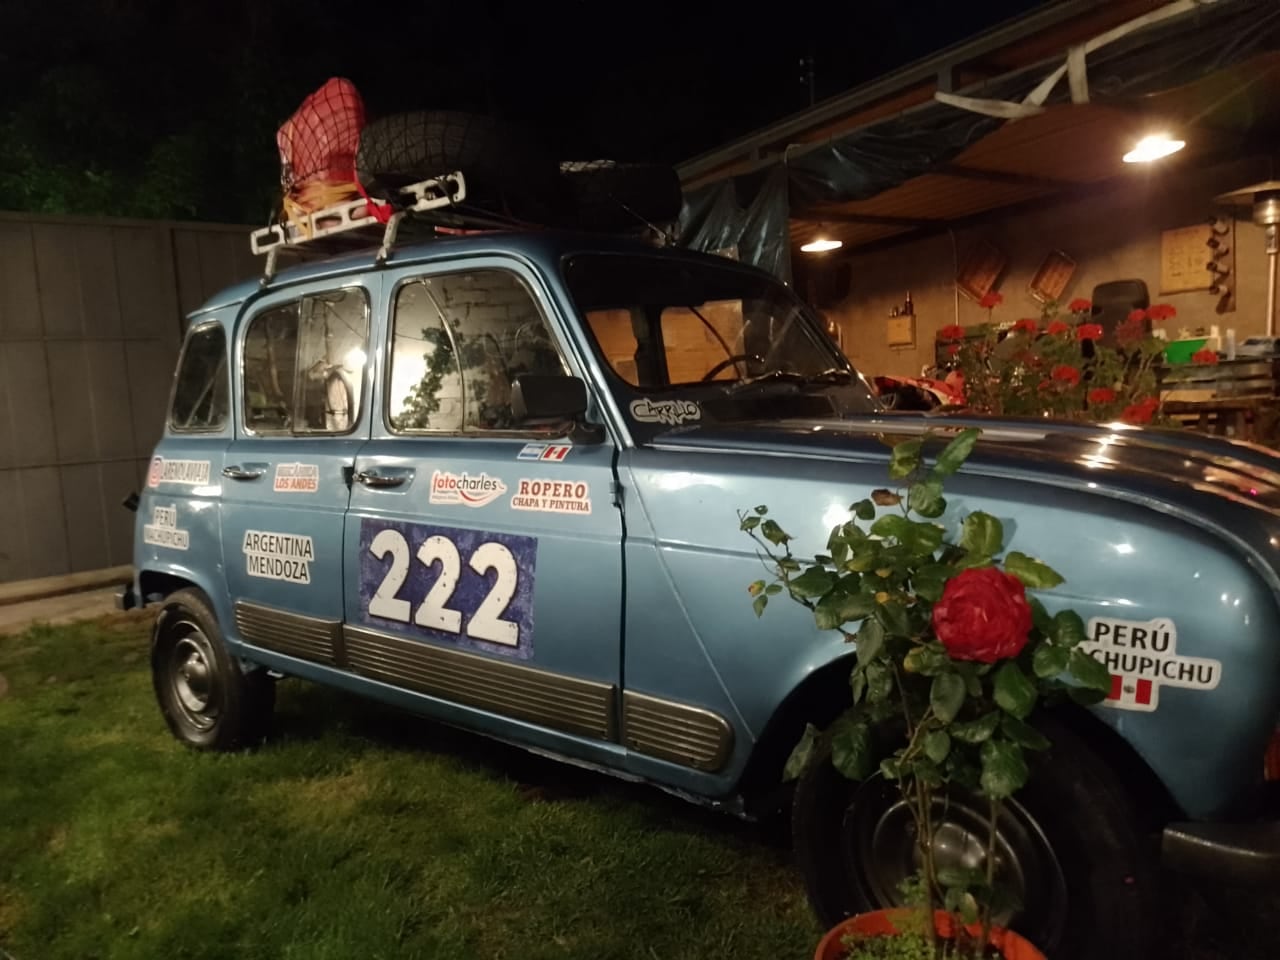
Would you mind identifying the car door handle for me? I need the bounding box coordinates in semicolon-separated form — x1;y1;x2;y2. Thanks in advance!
222;465;265;480
356;470;409;489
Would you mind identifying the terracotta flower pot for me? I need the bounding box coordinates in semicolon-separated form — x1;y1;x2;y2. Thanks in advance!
813;908;1046;960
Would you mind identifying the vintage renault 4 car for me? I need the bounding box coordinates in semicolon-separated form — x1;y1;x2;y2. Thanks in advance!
123;224;1279;959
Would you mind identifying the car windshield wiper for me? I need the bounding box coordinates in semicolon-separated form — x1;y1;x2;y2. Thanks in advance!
726;367;852;393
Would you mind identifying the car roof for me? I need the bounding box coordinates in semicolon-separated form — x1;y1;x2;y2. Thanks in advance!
191;230;776;319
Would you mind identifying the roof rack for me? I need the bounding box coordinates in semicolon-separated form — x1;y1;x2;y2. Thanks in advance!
250;171;467;284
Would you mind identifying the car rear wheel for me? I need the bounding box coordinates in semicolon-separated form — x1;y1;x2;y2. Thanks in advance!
791;715;1156;958
151;588;275;751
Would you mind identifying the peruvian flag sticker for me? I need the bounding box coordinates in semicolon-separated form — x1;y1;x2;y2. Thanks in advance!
1078;616;1222;713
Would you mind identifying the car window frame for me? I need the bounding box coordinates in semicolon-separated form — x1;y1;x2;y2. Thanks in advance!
167;319;230;435
383;263;576;439
238;285;372;439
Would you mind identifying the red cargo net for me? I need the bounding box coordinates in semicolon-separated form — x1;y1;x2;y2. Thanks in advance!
276;78;373;226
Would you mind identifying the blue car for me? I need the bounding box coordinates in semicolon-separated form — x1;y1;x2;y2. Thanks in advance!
123;226;1279;959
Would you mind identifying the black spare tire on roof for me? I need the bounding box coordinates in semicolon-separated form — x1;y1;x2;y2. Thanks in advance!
355;110;560;221
559;160;684;231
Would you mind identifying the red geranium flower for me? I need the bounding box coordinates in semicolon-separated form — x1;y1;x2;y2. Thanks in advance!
939;324;965;341
1087;387;1117;405
1127;308;1147;324
1037;379;1053;392
1012;318;1039;334
932;568;1033;663
1076;323;1104;341
1067;298;1092;313
1192;348;1219;365
1051;364;1081;386
1115;319;1145;346
1045;320;1071;336
1148;303;1177;321
979;291;1004;309
947;343;961;357
1121;397;1160;425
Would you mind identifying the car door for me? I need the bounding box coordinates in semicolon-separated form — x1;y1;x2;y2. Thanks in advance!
343;258;625;762
219;279;377;668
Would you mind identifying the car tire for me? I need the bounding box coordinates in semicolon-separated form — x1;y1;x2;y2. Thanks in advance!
559;160;683;231
151;588;275;751
791;714;1156;958
355;110;560;220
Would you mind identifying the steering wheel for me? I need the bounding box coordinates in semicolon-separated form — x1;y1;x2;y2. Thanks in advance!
701;353;764;382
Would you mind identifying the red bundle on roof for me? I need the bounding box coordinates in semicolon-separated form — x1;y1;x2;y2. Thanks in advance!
276;78;369;227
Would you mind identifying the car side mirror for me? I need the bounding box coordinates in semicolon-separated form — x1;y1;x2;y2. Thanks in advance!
511;375;589;421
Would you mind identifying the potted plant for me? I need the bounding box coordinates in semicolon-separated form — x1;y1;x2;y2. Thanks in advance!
739;427;1113;959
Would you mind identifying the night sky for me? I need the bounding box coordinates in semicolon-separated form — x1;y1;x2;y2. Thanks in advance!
0;0;1050;222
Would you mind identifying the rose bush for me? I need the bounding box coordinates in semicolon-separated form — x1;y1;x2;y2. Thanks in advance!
931;568;1032;663
741;428;1112;959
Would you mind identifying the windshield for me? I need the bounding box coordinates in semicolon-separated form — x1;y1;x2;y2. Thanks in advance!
562;253;879;429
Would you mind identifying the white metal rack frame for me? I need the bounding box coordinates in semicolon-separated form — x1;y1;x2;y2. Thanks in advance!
250;171;467;283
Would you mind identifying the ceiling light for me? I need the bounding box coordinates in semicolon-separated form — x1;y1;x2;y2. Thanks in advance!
801;237;842;253
1123;134;1186;164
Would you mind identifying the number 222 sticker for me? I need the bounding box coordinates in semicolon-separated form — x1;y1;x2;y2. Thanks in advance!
359;519;537;658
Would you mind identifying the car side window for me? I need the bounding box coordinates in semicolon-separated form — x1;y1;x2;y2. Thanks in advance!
388;269;568;433
169;322;229;432
242;288;370;435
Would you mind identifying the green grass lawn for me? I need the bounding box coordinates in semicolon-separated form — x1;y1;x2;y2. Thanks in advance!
0;614;1273;960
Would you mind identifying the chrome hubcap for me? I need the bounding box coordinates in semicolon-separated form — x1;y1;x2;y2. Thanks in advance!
168;630;219;731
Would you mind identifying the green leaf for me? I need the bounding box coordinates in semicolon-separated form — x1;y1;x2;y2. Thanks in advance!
814;591;877;631
788;566;835;599
752;595;768;618
1067;684;1108;706
944;888;980;926
924;730;951;763
852;499;876;521
930;672;966;723
980;738;1029;799
753;504;768;515
950;711;1001;744
889;439;923;479
932;428;980;477
782;723;819;781
1051;610;1088;648
747;579;766;597
910;563;951;603
1028;596;1053;636
907;478;946;518
954;661;983;697
871;488;901;506
879;756;903;780
760;519;791;546
765;583;783;596
1001;715;1051;751
846;543;881;572
1032;640;1070;679
740;515;761;531
830;715;874;781
959;511;1004;557
873;515;944;556
864;661;894;703
903;642;951;677
870;514;910;540
936;865;985;891
993;662;1037;719
1004;551;1065;589
1069;648;1113;693
855;619;885;665
874;600;912;638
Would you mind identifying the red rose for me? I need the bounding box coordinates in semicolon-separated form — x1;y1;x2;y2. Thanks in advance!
932;567;1033;664
1126;308;1147;324
1192;348;1219;365
1087;387;1117;405
979;291;1004;309
1076;323;1103;341
939;324;965;341
1148;303;1177;321
1067;298;1092;313
1045;321;1070;336
1051;364;1081;386
1012;318;1039;334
